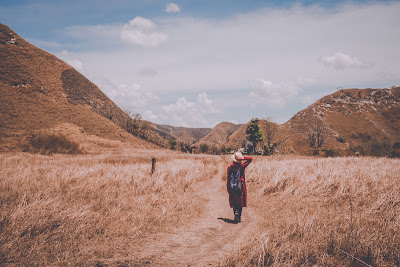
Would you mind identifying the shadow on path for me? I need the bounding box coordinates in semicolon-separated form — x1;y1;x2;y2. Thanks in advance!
217;217;237;224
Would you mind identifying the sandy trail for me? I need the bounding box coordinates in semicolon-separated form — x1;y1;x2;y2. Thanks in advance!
135;156;258;266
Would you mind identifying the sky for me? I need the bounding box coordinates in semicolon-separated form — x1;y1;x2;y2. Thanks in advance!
1;0;400;128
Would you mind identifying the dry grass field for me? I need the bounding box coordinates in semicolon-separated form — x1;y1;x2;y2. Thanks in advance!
1;152;399;266
0;151;217;265
225;156;400;266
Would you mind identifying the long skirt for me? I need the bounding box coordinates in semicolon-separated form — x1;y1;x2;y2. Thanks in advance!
229;191;244;208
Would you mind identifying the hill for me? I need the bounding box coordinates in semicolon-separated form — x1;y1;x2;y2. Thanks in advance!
286;87;400;155
0;23;159;152
226;87;400;156
149;122;211;144
1;22;399;156
195;122;242;147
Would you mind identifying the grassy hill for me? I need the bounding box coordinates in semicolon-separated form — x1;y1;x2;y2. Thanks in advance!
149;122;211;144
195;122;242;148
0;23;159;152
225;87;400;156
285;87;400;156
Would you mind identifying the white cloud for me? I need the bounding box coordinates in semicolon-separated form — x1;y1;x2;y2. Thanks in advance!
377;67;399;86
55;2;400;126
159;93;219;127
197;92;218;114
143;110;158;121
112;83;159;109
320;52;371;70
120;17;167;47
67;59;84;70
57;50;84;70
165;3;181;13
84;75;159;111
249;79;302;107
29;39;62;48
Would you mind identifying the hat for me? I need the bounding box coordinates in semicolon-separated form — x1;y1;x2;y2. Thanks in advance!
232;152;244;162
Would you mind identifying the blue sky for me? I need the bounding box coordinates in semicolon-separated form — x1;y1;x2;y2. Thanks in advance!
1;0;400;127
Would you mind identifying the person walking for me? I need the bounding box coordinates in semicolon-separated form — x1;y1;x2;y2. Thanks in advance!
227;152;253;223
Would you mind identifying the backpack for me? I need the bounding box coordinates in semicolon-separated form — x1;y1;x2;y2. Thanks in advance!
228;166;242;192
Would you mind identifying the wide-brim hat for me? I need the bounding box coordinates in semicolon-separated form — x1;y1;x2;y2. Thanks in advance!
232;152;244;162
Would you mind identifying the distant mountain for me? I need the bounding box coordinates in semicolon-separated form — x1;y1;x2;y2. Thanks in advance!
2;22;399;156
149;123;211;144
0;23;156;151
226;87;400;156
195;122;242;147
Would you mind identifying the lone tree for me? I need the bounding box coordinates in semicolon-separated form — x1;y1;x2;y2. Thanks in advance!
246;118;263;154
307;119;326;155
263;117;279;156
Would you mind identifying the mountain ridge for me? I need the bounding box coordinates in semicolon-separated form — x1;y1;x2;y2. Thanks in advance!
1;23;399;156
223;87;400;156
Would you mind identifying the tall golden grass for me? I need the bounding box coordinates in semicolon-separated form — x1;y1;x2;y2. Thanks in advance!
2;152;399;266
0;152;218;265
225;156;400;266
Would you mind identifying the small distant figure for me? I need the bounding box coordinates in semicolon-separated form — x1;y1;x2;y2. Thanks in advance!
227;152;253;223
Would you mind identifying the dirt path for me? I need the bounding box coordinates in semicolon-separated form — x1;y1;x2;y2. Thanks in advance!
135;156;258;266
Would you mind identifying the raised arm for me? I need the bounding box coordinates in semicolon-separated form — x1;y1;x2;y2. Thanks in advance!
241;156;253;168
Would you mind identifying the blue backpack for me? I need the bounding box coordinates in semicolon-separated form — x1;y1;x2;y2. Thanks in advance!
229;167;242;192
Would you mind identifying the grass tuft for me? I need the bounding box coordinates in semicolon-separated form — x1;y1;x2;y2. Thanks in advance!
23;132;82;155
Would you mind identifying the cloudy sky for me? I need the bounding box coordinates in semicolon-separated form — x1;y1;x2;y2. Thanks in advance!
1;0;400;127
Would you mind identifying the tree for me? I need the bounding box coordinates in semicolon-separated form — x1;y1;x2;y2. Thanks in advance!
210;145;219;155
124;111;142;136
306;119;326;155
139;121;150;140
263;117;278;156
200;143;209;153
246;118;264;154
169;139;177;150
263;143;278;156
178;142;191;153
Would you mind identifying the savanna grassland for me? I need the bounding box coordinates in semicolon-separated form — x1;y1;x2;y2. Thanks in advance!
226;156;400;266
1;152;399;266
0;151;217;265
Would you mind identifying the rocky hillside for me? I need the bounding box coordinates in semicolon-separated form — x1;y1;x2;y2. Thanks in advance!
285;87;400;155
2;22;399;156
0;23;157;152
225;87;400;156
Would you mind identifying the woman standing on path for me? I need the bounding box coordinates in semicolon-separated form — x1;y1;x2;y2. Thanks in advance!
227;152;253;223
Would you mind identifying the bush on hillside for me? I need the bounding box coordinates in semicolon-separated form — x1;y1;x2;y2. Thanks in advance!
391;142;400;158
23;132;82;155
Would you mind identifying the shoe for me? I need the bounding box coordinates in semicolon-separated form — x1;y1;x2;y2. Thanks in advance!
238;215;241;222
234;213;240;223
